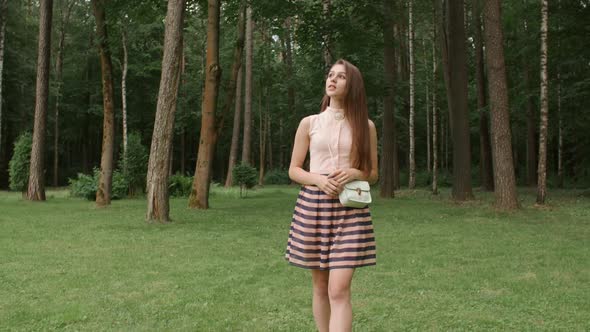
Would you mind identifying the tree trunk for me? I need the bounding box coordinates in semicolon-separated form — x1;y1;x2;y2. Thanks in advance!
92;0;116;207
0;0;7;167
222;0;246;188
145;0;185;222
483;0;519;210
536;0;549;204
557;71;563;188
258;88;266;186
52;0;73;187
425;39;431;174
121;24;128;172
241;5;253;165
432;17;439;195
283;17;295;170
524;60;537;186
408;0;416;189
188;0;221;209
267;112;273;170
27;0;53;201
473;0;494;191
556;8;563;189
286;18;296;169
393;23;401;190
322;0;332;70
225;66;243;187
381;0;396;198
439;0;473;201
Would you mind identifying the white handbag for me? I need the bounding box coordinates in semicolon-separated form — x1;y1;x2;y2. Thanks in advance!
326;129;372;208
339;180;372;208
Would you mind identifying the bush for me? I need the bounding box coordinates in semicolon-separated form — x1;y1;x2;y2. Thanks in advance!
69;168;128;200
169;174;193;197
232;163;258;197
263;169;291;185
119;132;148;196
69;172;97;200
8;132;32;192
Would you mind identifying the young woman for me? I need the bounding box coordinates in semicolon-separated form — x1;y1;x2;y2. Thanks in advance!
285;59;378;332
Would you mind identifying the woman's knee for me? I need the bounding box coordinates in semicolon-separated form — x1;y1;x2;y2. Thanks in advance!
312;271;329;297
328;283;351;303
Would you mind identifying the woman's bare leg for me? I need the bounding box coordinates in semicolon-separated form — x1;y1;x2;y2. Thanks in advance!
311;270;330;332
328;268;355;332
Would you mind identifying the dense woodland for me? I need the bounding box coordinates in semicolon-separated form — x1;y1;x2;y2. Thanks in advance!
0;0;589;219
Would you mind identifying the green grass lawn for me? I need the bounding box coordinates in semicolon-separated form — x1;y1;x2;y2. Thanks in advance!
1;186;589;331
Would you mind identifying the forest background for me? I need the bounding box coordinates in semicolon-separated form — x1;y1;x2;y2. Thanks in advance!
0;0;589;219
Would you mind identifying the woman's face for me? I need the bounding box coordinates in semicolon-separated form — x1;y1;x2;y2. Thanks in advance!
325;64;347;99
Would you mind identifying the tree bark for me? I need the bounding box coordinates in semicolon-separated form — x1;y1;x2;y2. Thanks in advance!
225;66;243;187
322;0;332;70
92;0;116;207
536;0;549;204
424;37;431;174
223;0;246;188
524;59;537;186
393;23;401;190
145;0;185;222
432;16;439;195
381;0;396;198
557;71;563;188
27;0;53;201
188;0;221;209
121;24;129;172
556;7;563;189
0;0;7;165
52;0;74;187
408;0;416;189
283;17;295;170
473;0;494;191
483;0;519;210
258;88;267;186
439;0;473;201
241;5;253;165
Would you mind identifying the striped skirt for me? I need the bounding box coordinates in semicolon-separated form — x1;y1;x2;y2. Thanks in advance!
285;185;377;270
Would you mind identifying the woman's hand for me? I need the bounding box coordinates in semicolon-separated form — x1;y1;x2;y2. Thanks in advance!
316;175;342;197
328;168;362;186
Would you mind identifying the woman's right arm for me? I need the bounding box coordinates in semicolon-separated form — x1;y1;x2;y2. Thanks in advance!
288;117;340;195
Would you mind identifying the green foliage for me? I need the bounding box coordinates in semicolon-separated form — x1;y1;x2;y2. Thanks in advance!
169;174;193;197
69;168;128;200
8;132;32;192
119;132;148;196
263;169;291;185
68;172;97;200
232;163;258;197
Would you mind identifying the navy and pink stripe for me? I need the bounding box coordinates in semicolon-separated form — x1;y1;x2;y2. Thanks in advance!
285;185;377;270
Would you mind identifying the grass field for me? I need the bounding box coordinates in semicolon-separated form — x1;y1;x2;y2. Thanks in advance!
1;186;589;331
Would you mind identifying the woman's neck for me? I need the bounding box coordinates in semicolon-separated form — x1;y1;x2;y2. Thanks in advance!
329;98;344;110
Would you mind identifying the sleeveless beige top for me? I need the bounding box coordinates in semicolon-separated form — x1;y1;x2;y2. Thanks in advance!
308;107;353;174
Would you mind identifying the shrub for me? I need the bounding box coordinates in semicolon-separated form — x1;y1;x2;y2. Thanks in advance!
69;172;97;200
169;174;193;197
263;169;291;185
119;132;148;196
69;168;128;200
8;132;32;193
232;163;258;197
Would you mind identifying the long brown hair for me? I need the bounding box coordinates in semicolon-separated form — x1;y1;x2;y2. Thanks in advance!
320;59;371;174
